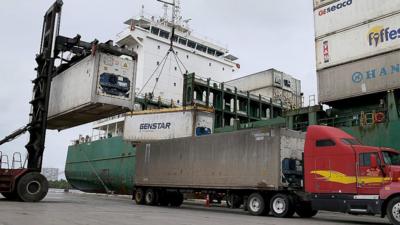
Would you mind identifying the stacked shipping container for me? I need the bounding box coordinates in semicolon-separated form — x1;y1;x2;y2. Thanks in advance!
225;69;302;108
314;0;400;103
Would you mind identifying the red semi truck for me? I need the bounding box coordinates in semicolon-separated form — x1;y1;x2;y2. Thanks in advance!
133;125;400;225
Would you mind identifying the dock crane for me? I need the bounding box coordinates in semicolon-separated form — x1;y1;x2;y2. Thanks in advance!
0;0;136;202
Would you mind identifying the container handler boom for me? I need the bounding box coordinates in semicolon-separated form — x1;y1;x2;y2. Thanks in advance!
0;0;136;202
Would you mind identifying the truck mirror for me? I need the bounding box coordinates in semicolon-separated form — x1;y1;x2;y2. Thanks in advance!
370;154;378;169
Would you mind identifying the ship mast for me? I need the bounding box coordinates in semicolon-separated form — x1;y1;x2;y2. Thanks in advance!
139;0;187;101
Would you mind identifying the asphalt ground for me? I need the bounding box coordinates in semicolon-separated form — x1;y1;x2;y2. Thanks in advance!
0;189;390;225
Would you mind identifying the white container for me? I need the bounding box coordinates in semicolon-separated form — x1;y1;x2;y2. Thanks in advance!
316;13;400;70
225;69;301;96
314;0;400;38
314;0;339;9
318;50;400;103
123;107;214;141
48;52;136;130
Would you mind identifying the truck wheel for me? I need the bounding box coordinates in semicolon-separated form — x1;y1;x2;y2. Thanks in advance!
248;193;268;216
226;194;232;208
295;202;318;218
135;188;145;205
170;192;184;207
387;196;400;225
145;189;158;205
16;172;48;202
270;194;295;218
1;191;19;201
158;191;169;206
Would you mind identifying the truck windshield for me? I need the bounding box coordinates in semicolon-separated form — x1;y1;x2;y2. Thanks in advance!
382;151;400;166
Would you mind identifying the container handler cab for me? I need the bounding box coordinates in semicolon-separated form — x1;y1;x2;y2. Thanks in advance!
133;125;400;225
0;0;137;202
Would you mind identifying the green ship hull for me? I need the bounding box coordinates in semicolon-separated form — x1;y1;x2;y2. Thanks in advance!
65;137;136;194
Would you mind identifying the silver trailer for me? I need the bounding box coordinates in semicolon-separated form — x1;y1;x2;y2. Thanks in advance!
134;127;309;217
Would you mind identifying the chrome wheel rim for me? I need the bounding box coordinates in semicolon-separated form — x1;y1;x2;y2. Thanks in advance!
392;203;400;222
249;197;261;212
145;192;153;203
272;197;286;214
26;181;41;195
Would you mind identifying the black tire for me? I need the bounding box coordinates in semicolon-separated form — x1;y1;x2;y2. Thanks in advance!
135;188;145;205
247;193;268;216
295;202;318;218
145;189;158;205
170;192;184;207
227;194;242;209
1;191;19;201
158;190;169;206
226;194;232;208
270;193;295;218
386;196;400;225
16;172;48;202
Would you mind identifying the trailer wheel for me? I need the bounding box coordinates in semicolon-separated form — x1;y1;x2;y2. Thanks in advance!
16;172;48;202
145;189;158;205
386;196;400;225
295;202;318;218
135;188;145;205
170;192;184;207
158;191;169;206
247;193;268;216
227;194;242;209
270;194;295;218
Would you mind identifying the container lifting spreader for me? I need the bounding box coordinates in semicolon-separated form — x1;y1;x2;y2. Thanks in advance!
0;0;137;202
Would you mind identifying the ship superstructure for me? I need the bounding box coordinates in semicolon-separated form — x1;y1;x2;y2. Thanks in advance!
116;2;240;105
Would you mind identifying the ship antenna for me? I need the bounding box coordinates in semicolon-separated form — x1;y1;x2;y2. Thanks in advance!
141;5;145;18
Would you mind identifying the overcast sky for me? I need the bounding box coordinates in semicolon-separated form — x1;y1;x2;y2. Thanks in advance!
0;0;316;175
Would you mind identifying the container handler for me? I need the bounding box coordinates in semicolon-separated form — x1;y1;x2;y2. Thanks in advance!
0;1;136;202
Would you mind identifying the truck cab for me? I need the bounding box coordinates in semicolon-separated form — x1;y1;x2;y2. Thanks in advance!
304;125;400;224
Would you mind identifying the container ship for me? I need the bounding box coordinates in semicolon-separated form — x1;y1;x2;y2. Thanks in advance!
65;0;400;195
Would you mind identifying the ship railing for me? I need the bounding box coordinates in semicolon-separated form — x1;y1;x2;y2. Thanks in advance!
71;132;123;146
192;74;300;109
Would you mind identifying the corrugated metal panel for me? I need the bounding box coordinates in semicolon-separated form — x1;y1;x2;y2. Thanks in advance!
226;69;301;95
48;52;136;130
135;128;305;190
225;70;274;91
316;13;400;70
314;0;400;38
318;50;400;103
123;109;214;141
314;0;338;10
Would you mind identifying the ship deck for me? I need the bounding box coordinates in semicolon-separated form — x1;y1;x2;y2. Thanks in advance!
0;189;389;225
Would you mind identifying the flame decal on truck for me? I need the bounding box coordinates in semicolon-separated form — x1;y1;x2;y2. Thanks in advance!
311;170;392;184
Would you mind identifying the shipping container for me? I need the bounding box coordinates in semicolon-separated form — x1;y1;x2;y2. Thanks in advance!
135;127;305;189
47;52;136;130
313;0;338;9
318;50;400;103
123;107;214;141
314;0;400;38
225;69;302;108
316;13;400;70
225;69;301;97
